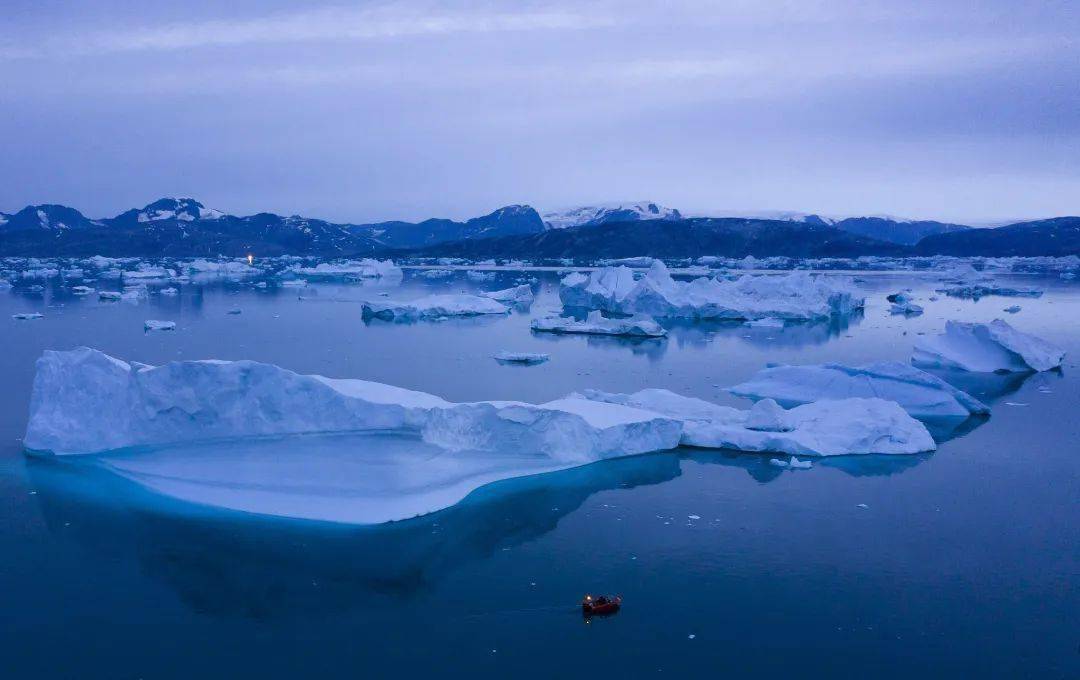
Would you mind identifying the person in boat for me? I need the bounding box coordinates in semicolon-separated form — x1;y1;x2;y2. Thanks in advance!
595;596;609;606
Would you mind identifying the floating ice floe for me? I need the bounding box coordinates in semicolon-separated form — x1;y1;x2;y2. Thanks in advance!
728;361;988;418
71;285;95;296
769;456;813;469
493;351;549;365
144;320;176;331
936;266;1042;299
279;279;308;288
226;308;243;315
98;291;122;301
744;317;785;328
531;310;667;337
417;269;455;279
480;284;535;304
559;261;863;321
890;300;924;316
159;287;179;296
1003;305;1021;314
913;319;1064;372
574;389;935;457
13;312;43;320
290;259;402;280
362;294;509;321
466;270;497;282
24;348;682;461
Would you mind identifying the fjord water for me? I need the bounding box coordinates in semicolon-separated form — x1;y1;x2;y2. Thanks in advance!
1;271;1077;678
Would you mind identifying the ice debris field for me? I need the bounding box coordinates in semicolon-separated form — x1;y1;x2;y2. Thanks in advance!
9;253;1072;524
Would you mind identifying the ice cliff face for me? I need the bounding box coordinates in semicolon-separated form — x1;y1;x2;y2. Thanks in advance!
24;348;682;459
559;262;863;321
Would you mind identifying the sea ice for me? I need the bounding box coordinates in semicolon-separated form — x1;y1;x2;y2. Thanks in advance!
362;294;509;321
559;261;862;321
144;320;176;331
291;259;402;280
13;312;43;320
71;286;95;295
890;301;924;316
912;319;1065;372
1003;305;1021;313
98;291;122;301
574;389;935;456
480;284;535;304
530;310;667;337
728;361;989;418
493;351;549;365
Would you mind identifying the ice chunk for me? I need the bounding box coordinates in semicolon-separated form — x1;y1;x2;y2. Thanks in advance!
573;388;935;456
531;310;667;337
71;285;95;295
913;319;1065;372
13;312;43;320
936;268;1041;299
728;362;988;418
24;349;682;462
480;284;535;304
466;270;496;282
291;259;402;280
418;268;455;279
560;262;863;321
770;456;812;469
744;317;785;328
159;287;179;296
493;351;549;365
98;291;122;301
744;399;792;431
890;301;924;316
1003;305;1021;314
144;320;176;331
362;294;509;321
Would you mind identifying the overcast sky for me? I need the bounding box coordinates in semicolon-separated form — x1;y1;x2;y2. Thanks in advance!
1;0;1076;224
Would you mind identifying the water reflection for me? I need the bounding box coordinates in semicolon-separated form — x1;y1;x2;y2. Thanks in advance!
24;452;682;619
685;448;930;482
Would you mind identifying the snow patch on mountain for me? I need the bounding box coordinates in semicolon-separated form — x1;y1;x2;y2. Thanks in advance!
543;202;682;229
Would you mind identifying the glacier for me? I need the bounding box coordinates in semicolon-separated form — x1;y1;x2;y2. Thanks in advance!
559;261;863;321
913;320;1065;372
530;310;668;337
728;362;989;418
361;294;509;321
574;389;936;457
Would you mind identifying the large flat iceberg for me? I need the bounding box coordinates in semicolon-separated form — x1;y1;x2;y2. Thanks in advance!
24;348;682;461
575;388;935;457
559;261;863;321
913;319;1065;372
361;294;509;321
728;362;989;418
531;310;667;337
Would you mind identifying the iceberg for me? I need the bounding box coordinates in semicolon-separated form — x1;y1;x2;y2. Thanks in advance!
493;351;549;365
13;312;43;320
575;389;935;457
98;291;122;301
291;259;402;280
890;301;924;316
417;268;455;279
144;320;176;331
531;310;667;337
936;267;1041;299
25;348;682;461
728;362;989;418
913;319;1065;372
480;284;535;304
71;285;95;295
362;294;509;321
559;261;863;321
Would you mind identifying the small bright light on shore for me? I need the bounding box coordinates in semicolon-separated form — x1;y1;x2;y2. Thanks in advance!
247;254;254;265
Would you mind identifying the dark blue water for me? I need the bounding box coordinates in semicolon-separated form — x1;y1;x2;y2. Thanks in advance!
1;270;1077;678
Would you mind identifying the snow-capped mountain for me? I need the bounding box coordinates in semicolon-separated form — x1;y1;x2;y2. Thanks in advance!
109;197;225;227
0;204;104;231
542;202;682;229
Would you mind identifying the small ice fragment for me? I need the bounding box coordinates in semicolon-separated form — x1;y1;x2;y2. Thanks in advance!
1003;305;1021;313
12;312;43;320
688;514;701;520
144;320;176;331
1004;402;1028;407
857;503;869;509
227;309;242;315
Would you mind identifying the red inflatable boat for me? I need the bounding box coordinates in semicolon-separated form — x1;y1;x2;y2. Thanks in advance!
581;594;622;617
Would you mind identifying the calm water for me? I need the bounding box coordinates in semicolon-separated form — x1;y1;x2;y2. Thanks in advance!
1;270;1077;678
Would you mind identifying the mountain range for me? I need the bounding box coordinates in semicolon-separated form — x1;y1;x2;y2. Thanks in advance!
0;197;1076;258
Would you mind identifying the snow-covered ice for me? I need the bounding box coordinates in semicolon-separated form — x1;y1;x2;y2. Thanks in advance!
559;261;863;321
890;301;924;316
291;259;402;280
531;310;667;337
13;312;43;320
729;362;989;418
913;319;1065;372
98;291;122;301
575;389;935;456
362;294;509;321
144;320;176;331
